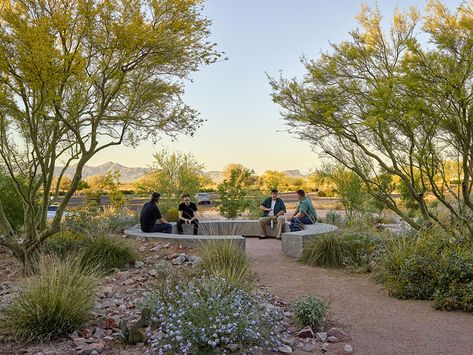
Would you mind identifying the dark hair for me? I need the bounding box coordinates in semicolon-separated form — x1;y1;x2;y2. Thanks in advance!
296;189;305;197
182;193;190;199
151;192;161;201
271;189;278;194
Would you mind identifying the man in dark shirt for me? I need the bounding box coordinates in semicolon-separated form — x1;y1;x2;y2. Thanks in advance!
140;192;172;233
177;194;199;235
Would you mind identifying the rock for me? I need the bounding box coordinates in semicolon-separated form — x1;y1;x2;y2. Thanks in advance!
162;243;170;248
73;337;87;348
327;327;348;341
171;255;187;265
139;245;146;252
101;287;114;298
115;271;129;281
94;327;105;338
281;336;296;346
316;332;327;342
104;317;119;329
70;330;80;338
297;326;315;338
150;245;161;251
249;346;263;355
327;336;339;343
278;345;293;354
321;342;329;353
148;269;157;277
77;342;105;355
302;343;317;352
283;311;294;317
123;279;134;286
344;344;354;353
134;261;145;268
137;236;146;241
226;343;239;352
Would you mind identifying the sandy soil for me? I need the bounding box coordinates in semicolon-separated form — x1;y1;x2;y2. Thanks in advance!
246;238;473;355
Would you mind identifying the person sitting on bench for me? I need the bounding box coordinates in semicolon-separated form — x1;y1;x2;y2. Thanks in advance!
177;194;199;235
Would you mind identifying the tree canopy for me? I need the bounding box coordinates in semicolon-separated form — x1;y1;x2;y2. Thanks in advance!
270;1;473;236
0;0;220;261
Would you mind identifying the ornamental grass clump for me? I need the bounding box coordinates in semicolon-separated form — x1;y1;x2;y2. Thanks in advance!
145;275;283;354
0;255;99;342
80;235;137;272
301;229;385;271
198;240;257;291
290;294;329;330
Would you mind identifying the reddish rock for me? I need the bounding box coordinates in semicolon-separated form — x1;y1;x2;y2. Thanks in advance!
297;326;315;338
327;327;349;341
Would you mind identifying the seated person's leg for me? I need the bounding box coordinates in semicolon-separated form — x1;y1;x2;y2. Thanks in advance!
192;219;199;235
152;223;173;233
164;223;172;234
290;217;304;232
176;219;184;234
299;215;314;225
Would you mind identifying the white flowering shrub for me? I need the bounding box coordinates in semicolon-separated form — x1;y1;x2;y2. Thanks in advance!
145;275;283;354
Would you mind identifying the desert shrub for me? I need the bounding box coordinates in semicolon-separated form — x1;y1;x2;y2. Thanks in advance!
301;229;385;271
432;246;473;312
198;241;257;291
163;207;179;222
65;207;136;238
290;294;328;329
80;235;136;272
0;255;98;342
374;233;447;300
301;233;350;268
375;229;473;311
324;210;343;226
145;275;283;353
42;229;88;257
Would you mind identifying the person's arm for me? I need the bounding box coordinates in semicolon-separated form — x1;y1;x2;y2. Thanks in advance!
294;202;307;219
178;210;186;221
290;206;299;220
189;204;198;222
159;217;168;223
259;198;271;212
275;200;286;217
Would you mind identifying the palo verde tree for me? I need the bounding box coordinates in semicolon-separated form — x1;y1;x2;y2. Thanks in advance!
0;0;220;263
134;149;205;206
270;1;473;237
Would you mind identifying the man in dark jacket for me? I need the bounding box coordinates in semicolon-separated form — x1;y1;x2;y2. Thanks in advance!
140;192;172;233
258;189;286;239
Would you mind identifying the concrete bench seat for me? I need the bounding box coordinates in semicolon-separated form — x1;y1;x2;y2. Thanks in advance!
123;225;246;252
281;223;338;259
124;220;337;257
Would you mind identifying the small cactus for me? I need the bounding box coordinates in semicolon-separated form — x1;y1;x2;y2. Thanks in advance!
119;308;151;345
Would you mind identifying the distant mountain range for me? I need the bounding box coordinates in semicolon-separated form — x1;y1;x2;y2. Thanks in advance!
54;162;150;183
55;162;307;183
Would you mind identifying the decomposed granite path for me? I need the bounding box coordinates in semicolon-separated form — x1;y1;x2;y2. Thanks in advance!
246;238;473;355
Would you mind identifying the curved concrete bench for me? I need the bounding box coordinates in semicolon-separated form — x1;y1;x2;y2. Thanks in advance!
124;220;337;257
281;223;338;259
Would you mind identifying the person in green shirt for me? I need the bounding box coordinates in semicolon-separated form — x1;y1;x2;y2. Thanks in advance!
289;189;317;232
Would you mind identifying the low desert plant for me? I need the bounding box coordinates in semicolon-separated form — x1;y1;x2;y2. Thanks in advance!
198;241;257;290
145;275;283;353
323;210;343;226
42;229;88;257
290;294;328;330
0;255;99;342
163;207;179;222
301;229;385;271
80;235;137;272
301;233;352;268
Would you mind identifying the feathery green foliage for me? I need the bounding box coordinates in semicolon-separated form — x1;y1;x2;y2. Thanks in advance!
198;241;257;291
0;256;99;342
290;295;328;329
80;235;137;272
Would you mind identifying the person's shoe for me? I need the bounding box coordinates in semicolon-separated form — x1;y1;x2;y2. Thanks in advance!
178;231;183;235
258;235;267;240
276;235;281;240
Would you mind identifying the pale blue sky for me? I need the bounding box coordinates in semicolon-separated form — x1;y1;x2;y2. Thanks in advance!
90;0;463;173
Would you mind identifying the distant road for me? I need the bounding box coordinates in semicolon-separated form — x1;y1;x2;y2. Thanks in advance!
59;192;400;211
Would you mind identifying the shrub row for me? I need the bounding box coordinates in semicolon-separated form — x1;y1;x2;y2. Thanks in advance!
375;230;473;312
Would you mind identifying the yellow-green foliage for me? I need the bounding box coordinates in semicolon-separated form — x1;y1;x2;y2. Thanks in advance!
80;235;137;272
42;229;87;257
198;241;257;291
163;208;179;222
0;256;98;342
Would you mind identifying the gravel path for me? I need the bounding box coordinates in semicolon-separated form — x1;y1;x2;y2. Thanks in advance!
246;238;473;355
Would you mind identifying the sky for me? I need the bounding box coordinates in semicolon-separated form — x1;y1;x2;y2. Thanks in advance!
89;0;463;174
